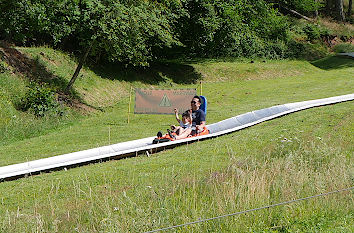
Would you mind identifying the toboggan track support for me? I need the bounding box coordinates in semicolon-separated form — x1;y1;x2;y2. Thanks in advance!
1;94;353;181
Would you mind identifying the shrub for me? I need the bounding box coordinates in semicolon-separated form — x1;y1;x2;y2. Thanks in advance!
18;82;63;117
284;40;306;58
0;61;10;73
332;43;354;53
303;24;321;41
266;0;322;15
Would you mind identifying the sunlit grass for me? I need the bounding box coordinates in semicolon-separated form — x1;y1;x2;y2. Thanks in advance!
0;103;352;232
0;47;353;232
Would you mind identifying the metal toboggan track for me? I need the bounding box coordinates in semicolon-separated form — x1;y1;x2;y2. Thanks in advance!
1;94;353;181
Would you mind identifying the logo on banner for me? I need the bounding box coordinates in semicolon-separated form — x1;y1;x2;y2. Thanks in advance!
159;94;171;107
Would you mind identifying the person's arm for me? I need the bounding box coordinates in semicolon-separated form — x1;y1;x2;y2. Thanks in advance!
188;109;193;125
196;109;206;131
197;121;206;131
174;108;181;123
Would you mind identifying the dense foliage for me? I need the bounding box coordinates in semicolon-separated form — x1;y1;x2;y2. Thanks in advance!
0;0;291;65
266;0;323;14
0;0;344;67
0;0;183;66
174;0;290;58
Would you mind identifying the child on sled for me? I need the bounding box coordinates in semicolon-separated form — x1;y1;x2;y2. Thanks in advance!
156;108;192;139
168;108;192;136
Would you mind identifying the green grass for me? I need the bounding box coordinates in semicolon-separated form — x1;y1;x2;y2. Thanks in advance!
0;47;353;232
0;104;352;232
333;43;354;53
311;55;354;70
18;47;132;108
318;17;354;40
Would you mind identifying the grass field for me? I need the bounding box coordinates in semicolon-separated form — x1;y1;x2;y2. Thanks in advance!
0;47;353;232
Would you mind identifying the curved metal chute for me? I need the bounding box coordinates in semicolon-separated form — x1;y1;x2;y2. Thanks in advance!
1;93;353;181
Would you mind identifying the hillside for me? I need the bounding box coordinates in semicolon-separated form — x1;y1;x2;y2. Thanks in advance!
0;39;353;232
1;0;354;230
1;41;353;152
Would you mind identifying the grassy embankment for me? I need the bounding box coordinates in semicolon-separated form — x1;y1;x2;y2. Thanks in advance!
0;46;353;232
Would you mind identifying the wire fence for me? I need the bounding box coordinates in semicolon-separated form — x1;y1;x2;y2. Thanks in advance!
145;186;354;233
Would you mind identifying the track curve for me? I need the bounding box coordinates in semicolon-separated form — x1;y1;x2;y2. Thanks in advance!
1;93;353;181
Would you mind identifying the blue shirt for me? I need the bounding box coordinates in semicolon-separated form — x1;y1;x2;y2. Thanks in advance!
192;109;206;126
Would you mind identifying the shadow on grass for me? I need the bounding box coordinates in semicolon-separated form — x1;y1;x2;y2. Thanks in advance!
91;61;202;85
0;42;99;111
1;42;67;89
311;55;354;70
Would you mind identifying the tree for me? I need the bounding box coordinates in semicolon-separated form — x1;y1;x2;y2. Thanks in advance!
326;0;346;21
0;0;79;45
326;0;335;15
335;0;345;21
62;0;183;91
347;0;352;18
65;41;93;93
175;0;289;58
0;0;183;92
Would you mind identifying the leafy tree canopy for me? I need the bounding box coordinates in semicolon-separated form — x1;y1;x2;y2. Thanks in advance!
0;0;183;66
176;0;289;58
0;0;320;66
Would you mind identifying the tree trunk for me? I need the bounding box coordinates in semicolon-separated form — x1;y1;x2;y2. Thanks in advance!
336;0;345;21
65;42;93;93
347;0;352;18
281;6;314;21
326;0;335;17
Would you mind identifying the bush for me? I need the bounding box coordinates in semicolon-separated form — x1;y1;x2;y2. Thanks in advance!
266;0;322;15
0;61;10;73
18;82;63;117
284;40;306;58
303;24;321;41
332;43;354;53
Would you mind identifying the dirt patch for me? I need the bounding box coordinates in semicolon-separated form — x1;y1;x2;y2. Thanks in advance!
322;35;354;48
0;41;35;76
57;92;97;114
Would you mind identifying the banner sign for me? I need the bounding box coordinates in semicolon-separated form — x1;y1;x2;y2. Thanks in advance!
134;88;197;114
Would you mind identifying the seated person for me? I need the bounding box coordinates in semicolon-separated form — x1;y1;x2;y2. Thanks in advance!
174;95;206;140
170;109;192;136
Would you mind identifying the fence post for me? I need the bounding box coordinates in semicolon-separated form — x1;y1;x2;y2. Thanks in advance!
128;86;133;124
200;81;203;96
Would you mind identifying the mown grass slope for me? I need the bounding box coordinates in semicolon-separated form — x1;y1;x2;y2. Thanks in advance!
0;46;353;232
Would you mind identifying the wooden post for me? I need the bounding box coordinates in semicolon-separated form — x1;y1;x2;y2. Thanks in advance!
200;81;203;96
127;86;133;124
108;126;111;144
